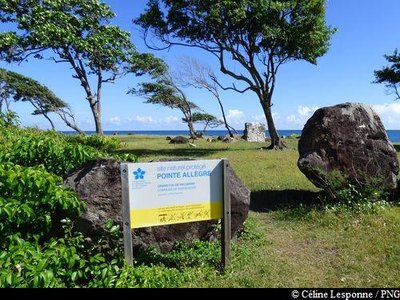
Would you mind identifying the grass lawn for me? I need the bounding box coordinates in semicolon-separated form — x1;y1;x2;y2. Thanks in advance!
117;135;400;287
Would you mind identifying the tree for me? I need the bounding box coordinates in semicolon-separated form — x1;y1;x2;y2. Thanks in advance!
177;57;236;137
0;67;84;133
131;73;199;138
136;0;334;149
0;0;165;134
190;112;223;135
374;49;400;100
0;80;12;113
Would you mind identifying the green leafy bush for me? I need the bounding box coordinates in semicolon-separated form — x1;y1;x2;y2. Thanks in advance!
0;163;85;240
0;220;192;288
0;127;136;176
0;128;100;176
0;110;20;127
0;234;85;287
0;124;223;288
64;134;122;152
321;170;391;212
137;239;220;269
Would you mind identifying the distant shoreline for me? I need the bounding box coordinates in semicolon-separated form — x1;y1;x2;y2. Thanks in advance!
60;129;400;143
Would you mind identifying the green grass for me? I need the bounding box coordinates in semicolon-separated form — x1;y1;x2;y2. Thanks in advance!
117;135;400;287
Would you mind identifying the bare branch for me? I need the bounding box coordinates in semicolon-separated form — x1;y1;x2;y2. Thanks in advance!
143;29;220;58
16;47;47;64
102;71;128;84
48;55;69;63
394;84;400;100
213;79;253;94
218;47;255;91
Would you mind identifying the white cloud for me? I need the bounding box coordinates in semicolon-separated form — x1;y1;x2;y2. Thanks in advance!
134;115;154;124
297;105;319;117
372;102;400;128
280;105;319;128
125;115;181;125
109;116;121;125
163;115;180;124
252;114;265;123
372;102;400;115
387;116;396;124
285;114;298;123
227;109;244;119
226;109;245;124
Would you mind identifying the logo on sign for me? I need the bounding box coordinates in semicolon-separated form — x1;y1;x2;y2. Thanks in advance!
133;168;146;180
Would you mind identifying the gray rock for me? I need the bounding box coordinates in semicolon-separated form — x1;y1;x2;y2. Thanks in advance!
243;122;266;142
195;132;204;139
222;137;233;143
64;158;250;253
298;103;399;190
169;136;188;144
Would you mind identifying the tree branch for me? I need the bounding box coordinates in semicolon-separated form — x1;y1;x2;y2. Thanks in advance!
217;47;256;91
213;78;253;94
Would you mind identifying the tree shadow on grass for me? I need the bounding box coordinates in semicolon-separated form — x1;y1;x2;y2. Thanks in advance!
250;189;322;213
393;144;400;152
116;147;224;158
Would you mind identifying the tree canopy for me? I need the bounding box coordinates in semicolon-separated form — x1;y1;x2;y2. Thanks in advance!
136;0;334;148
190;112;223;134
0;67;83;133
0;0;166;134
177;57;236;136
374;49;400;100
131;73;199;138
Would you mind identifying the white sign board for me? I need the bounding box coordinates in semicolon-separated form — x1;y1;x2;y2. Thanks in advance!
121;159;223;228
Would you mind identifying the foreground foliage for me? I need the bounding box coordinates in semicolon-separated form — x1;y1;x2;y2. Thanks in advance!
0;124;399;287
0;126;134;176
0;123;157;287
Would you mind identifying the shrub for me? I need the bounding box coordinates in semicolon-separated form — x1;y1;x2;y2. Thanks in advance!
64;134;122;152
0;220;191;288
0;163;85;240
0;125;206;288
320;170;392;212
0;234;85;287
0;110;20;127
0;127;136;176
136;239;220;269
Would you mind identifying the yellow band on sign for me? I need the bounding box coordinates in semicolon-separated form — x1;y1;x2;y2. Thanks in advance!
130;201;223;229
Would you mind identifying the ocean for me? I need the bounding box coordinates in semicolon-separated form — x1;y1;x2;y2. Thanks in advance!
61;130;400;143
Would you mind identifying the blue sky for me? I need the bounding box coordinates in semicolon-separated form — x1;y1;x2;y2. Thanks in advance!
1;0;400;131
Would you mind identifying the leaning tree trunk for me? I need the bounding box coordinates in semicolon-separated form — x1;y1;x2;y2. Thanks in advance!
216;97;234;137
187;118;196;139
64;119;85;135
261;94;285;150
57;110;85;135
42;113;55;130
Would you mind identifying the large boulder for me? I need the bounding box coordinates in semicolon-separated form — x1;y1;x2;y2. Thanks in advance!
63;158;250;253
169;136;189;144
243;122;266;142
298;103;399;190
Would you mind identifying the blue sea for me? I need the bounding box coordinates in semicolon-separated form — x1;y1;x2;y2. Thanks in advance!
62;129;400;143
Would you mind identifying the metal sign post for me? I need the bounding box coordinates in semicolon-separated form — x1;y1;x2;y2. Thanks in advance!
121;165;133;266
221;159;231;269
120;159;231;269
